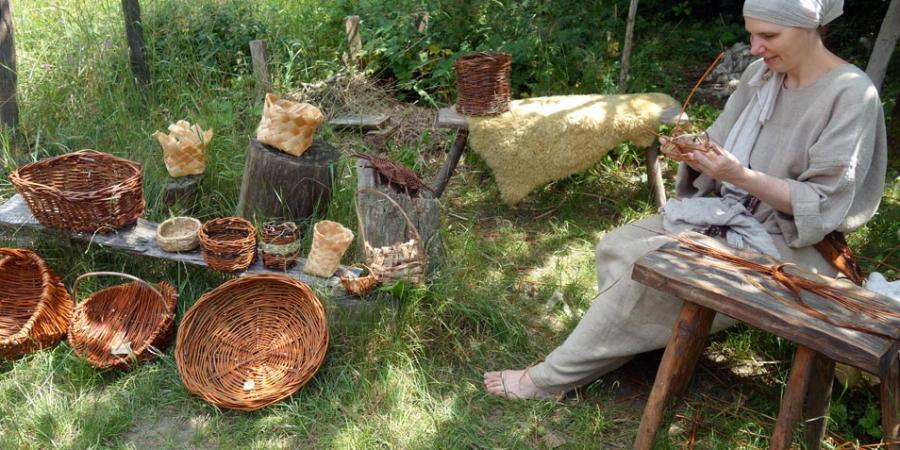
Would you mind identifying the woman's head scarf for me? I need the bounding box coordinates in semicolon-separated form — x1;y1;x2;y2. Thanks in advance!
743;0;844;28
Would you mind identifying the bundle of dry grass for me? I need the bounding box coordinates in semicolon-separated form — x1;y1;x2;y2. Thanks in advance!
466;93;679;205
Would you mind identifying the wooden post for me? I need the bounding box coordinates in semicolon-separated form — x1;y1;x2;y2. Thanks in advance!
771;346;818;450
802;354;835;449
249;40;272;96
617;0;639;94
883;355;900;450
344;16;362;69
865;0;900;92
645;143;666;208
237;139;340;223
433;130;468;198
121;0;150;89
0;0;17;131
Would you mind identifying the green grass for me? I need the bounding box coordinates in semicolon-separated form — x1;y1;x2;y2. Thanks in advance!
1;1;898;449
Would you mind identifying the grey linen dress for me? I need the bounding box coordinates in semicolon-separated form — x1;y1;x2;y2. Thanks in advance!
528;60;888;393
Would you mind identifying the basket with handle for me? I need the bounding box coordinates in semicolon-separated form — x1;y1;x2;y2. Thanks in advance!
340;264;379;297
175;274;328;411
454;52;512;117
199;217;257;272
68;272;177;370
356;188;428;284
260;221;301;270
0;248;73;360
8;149;145;233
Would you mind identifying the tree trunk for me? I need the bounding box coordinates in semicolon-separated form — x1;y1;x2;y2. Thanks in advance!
866;0;900;92
249;40;272;97
617;0;639;94
122;0;150;89
0;0;17;132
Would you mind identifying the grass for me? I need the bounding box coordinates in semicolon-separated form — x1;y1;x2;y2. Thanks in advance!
1;0;898;449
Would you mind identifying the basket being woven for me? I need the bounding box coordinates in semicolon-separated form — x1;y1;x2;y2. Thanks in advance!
260;221;301;270
454;52;512;117
9;149;144;233
356;188;427;284
68;272;177;370
0;248;73;360
175;274;328;411
199;217;257;272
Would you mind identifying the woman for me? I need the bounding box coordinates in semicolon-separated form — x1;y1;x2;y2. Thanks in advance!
484;0;887;400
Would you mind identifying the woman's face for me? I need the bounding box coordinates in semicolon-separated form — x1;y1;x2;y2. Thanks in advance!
745;17;817;73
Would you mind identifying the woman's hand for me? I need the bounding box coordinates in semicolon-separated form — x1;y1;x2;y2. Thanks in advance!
687;140;746;184
659;135;703;172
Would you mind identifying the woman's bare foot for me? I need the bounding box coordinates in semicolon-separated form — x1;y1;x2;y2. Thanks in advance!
483;369;558;400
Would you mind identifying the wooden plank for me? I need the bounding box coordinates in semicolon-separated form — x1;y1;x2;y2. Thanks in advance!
0;0;17;130
0;194;366;307
631;236;900;375
330;113;389;131
121;0;150;88
437;104;688;131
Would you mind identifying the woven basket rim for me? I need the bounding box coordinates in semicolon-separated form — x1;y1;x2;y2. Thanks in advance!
158;217;201;240
0;248;70;351
9;149;143;197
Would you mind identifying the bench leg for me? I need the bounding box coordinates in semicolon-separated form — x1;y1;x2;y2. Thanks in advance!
632;302;715;450
433;129;468;198
644;142;666;209
772;345;818;450
883;355;899;450
802;354;835;449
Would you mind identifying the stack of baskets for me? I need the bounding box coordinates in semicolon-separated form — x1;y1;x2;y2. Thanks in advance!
199;217;257;272
454;52;512;117
8;150;144;233
0;248;73;359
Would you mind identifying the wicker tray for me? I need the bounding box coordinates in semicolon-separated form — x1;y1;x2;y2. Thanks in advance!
454;52;512;117
175;274;328;411
68;272;177;370
0;248;73;359
9;149;144;233
199;217;257;272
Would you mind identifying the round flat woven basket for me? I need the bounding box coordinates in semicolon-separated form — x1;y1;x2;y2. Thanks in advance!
260;221;300;270
0;248;73;360
157;217;201;252
454;52;512;117
68;272;177;370
9;149;144;233
175;274;328;411
199;217;257;272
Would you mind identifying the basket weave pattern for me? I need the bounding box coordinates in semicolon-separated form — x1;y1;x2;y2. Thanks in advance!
199;217;257;272
260;221;300;270
303;220;354;278
68;272;177;370
157;217;201;252
0;248;73;360
9;150;145;233
454;52;512;117
175;274;328;411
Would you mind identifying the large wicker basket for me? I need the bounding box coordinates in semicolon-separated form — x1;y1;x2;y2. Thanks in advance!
199;217;257;272
454;52;512;117
9;150;145;233
175;274;328;411
68;272;177;370
0;248;73;360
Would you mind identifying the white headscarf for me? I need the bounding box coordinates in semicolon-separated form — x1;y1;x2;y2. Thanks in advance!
743;0;844;29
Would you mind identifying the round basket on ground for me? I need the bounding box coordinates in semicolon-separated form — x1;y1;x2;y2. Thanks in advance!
156;217;201;252
198;217;257;272
8;149;144;233
68;272;177;370
175;274;328;411
454;52;512;117
0;248;73;360
340;264;378;297
260;221;300;270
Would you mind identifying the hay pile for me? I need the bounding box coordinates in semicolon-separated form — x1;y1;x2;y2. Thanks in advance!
467;93;679;205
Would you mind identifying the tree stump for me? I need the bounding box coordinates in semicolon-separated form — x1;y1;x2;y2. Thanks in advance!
163;175;201;208
238;139;340;223
355;158;444;267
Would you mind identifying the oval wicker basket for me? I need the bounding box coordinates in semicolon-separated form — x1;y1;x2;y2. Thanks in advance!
8;149;145;233
199;217;257;272
260;221;300;270
68;272;177;370
157;217;201;252
0;248;73;360
454;52;512;117
175;274;328;411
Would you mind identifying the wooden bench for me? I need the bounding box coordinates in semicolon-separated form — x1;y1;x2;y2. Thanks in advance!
630;236;899;450
432;106;687;208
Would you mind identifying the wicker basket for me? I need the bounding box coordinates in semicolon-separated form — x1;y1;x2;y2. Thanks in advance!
340;264;379;297
157;217;201;252
68;272;177;370
454;52;512;117
303;220;354;278
260;221;301;270
0;248;73;360
356;188;427;284
8;149;145;233
199;217;257;272
175;274;328;411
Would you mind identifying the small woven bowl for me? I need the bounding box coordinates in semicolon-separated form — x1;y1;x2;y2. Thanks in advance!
156;217;201;252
